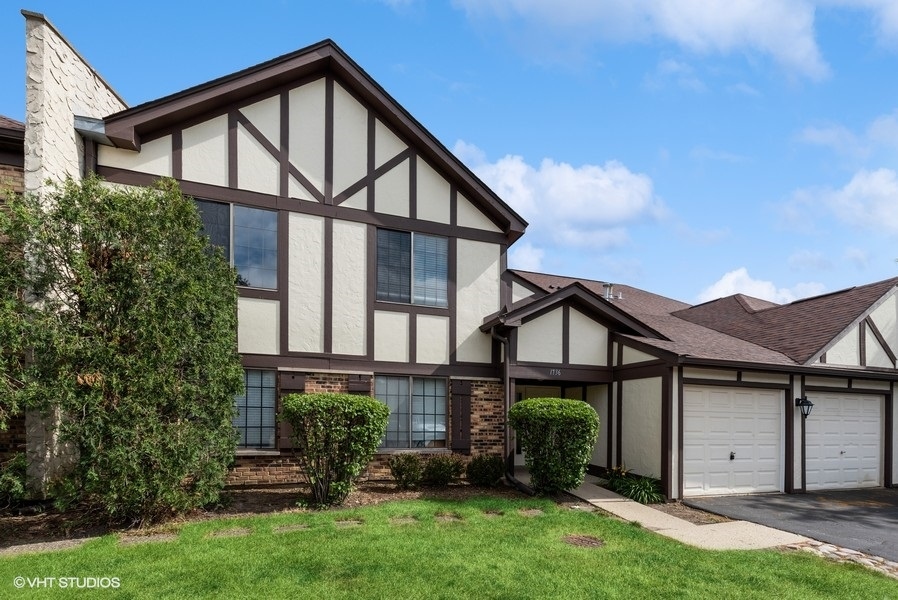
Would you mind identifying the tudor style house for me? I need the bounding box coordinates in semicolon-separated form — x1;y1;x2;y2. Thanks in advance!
16;10;898;500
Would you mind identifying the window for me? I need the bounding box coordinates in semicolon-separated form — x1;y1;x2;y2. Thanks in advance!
196;200;278;289
233;369;276;448
375;376;447;449
376;229;448;307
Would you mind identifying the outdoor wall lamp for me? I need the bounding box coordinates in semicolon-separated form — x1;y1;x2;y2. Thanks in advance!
795;396;814;418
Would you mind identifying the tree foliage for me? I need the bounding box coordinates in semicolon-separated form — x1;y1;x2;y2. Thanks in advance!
508;398;599;495
0;176;243;524
281;393;389;506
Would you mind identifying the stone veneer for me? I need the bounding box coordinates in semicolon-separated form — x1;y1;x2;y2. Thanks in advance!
227;374;506;486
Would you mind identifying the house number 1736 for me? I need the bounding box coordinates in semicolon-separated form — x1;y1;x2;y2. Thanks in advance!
548;369;562;376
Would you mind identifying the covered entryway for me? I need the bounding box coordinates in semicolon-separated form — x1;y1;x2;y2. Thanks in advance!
805;392;882;491
683;386;783;496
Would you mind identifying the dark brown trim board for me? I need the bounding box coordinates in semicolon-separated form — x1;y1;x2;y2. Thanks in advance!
324;75;334;205
323;217;333;353
677;366;684;499
785;375;795;493
661;368;672;499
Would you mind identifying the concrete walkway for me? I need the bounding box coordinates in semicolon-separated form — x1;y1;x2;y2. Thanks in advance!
518;471;810;551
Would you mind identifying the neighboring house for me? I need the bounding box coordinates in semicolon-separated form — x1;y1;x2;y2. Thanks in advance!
0;115;25;464
19;11;898;499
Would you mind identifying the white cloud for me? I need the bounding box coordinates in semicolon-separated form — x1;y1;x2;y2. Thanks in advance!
455;141;666;250
843;246;870;269
796;123;866;157
781;168;898;235
697;267;825;303
508;242;544;271
452;0;830;79
644;59;707;92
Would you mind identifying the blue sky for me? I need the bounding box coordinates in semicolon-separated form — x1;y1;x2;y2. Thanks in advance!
4;1;898;305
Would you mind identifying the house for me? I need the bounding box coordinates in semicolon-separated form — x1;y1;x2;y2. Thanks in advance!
17;10;898;500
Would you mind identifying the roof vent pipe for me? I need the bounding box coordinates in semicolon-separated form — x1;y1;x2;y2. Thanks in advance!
603;282;614;300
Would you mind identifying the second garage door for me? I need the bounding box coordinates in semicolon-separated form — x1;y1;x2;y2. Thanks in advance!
683;386;783;497
805;392;882;491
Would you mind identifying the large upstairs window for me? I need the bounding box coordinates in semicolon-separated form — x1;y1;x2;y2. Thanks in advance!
196;200;278;290
376;229;448;307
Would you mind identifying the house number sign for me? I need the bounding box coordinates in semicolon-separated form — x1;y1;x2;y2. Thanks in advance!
548;368;562;376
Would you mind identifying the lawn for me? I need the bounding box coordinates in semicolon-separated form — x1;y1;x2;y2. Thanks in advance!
1;496;894;599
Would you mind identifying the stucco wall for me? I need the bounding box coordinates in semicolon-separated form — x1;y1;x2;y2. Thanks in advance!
456;239;500;363
621;377;662;477
288;212;324;352
586;385;609;467
331;220;367;355
24;12;126;194
517;307;564;363
569;309;607;366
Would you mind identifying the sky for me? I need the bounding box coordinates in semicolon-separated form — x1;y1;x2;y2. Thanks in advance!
4;1;898;306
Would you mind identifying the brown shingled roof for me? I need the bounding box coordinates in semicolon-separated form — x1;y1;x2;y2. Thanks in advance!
674;277;898;364
0;116;25;132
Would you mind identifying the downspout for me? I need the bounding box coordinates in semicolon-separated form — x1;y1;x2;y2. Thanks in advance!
491;325;529;493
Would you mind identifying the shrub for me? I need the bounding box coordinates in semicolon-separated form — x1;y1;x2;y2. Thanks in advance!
389;453;423;490
0;453;26;508
0;177;243;525
606;464;632;493
422;454;465;487
466;454;505;487
282;393;389;506
616;475;664;504
508;398;599;495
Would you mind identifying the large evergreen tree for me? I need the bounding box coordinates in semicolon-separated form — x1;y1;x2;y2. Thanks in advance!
0;176;243;524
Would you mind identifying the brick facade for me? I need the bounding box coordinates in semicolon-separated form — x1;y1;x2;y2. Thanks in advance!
0;164;24;196
226;373;506;487
0;415;26;462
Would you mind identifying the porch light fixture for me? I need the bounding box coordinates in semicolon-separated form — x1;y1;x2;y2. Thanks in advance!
795;396;814;418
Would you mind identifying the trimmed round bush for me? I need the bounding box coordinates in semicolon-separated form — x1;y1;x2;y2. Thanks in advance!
466;453;505;487
389;453;423;490
508;398;599;495
281;393;389;506
421;454;465;487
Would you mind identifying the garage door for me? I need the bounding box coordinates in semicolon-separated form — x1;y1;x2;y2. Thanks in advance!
683;386;783;497
805;392;882;491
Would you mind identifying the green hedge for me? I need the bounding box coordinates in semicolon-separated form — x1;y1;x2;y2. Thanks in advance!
281;393;389;506
508;398;599;495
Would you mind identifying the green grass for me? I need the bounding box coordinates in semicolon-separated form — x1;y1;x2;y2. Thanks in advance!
1;497;894;599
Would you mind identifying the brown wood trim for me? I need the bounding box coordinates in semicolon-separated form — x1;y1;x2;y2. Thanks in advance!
819;352;827;364
324;75;334;205
450;185;458;227
323;217;333;354
615;379;623;467
238;288;280;301
681;377;790;390
286;163;326;203
561;306;570;366
661;368;672;499
615;362;668;381
677;366;684;499
509;364;612;383
784;376;795;493
860;320;867;367
240;353;499;378
374;302;450;317
367;110;375;212
279;92;289;198
334;149;411;205
409;151;417;221
804;385;891;395
409;311;418;365
607;379;615;470
866;317;897;365
885;392;893;488
800;376;807;493
172;130;182;179
235;110;280;162
228;111;238;188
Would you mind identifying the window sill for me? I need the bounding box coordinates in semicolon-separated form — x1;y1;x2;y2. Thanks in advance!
235;448;282;457
375;447;451;455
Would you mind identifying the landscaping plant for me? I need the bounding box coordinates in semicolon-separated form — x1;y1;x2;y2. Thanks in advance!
388;453;423;490
421;454;465;487
466;453;505;487
508;398;599;494
616;475;665;504
0;177;243;524
281;393;389;505
0;453;26;508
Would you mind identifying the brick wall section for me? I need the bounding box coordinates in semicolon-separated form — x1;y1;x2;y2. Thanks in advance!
0;415;26;462
0;164;24;196
469;380;506;455
226;374;506;486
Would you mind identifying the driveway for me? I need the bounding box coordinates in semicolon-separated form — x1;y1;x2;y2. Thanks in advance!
685;488;898;561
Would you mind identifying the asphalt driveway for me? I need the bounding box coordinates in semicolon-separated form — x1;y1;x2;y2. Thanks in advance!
684;488;898;562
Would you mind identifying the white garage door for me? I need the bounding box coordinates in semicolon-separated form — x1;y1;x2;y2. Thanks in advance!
683;386;783;497
805;392;882;491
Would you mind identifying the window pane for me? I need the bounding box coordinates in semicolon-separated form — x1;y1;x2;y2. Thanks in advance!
233;369;276;449
234;205;278;289
411;377;446;448
413;234;448;307
375;375;410;448
376;229;411;303
195;200;230;256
